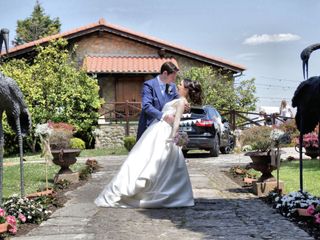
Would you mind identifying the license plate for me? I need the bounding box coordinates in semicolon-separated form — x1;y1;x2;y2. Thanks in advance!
181;126;192;132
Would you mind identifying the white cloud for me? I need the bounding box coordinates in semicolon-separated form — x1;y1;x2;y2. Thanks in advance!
243;33;301;45
235;52;259;61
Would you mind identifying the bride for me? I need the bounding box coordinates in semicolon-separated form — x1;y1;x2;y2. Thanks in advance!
95;79;202;208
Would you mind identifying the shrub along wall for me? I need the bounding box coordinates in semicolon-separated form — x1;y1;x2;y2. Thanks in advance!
95;123;138;149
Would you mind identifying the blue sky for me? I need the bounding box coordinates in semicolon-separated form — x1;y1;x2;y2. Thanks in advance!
2;0;320;109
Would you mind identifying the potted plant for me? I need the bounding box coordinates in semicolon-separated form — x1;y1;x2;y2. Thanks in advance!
295;132;319;159
269;190;320;218
48;122;84;179
241;126;287;182
0;207;25;235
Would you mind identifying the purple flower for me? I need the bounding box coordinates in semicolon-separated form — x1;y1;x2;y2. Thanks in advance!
173;132;189;147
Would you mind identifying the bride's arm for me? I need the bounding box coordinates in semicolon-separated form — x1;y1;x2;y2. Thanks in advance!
169;99;185;138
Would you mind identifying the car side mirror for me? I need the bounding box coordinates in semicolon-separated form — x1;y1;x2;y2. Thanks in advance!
222;118;228;123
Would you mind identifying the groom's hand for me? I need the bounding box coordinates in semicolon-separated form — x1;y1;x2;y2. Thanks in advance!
163;114;175;125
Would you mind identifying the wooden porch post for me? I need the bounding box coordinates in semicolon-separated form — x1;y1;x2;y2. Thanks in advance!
125;101;129;136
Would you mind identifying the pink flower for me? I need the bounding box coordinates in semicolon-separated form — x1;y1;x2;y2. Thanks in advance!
302;133;319;148
18;213;26;223
6;215;16;226
0;208;5;217
307;205;315;215
8;225;17;234
315;213;320;224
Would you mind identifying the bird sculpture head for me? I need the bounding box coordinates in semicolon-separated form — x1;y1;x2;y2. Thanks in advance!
300;43;320;80
292;44;320;134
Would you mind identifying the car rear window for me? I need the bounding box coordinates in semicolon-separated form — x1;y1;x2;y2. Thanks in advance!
190;108;205;114
182;108;207;119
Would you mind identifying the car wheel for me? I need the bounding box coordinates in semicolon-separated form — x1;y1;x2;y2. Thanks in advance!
220;136;235;154
210;134;219;157
220;146;229;154
182;150;188;157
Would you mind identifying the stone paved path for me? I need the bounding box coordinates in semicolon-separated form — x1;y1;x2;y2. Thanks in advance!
13;148;313;240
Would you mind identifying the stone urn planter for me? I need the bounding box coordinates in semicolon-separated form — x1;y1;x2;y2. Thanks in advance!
305;147;319;159
245;150;284;197
295;144;319;159
51;149;81;183
51;149;81;174
244;151;278;182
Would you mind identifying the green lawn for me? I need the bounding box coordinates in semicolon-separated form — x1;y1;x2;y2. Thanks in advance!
3;147;128;163
3;163;84;198
80;147;128;157
249;159;320;197
2;147;128;198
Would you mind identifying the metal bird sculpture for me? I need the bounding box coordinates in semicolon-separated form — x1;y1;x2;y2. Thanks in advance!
0;29;32;204
300;43;320;80
0;28;9;56
292;43;320;191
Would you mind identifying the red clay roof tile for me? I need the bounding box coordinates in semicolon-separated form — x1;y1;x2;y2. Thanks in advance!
83;56;178;73
3;18;245;72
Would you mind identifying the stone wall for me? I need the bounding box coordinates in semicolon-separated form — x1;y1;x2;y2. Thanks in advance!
94;123;138;149
75;33;157;63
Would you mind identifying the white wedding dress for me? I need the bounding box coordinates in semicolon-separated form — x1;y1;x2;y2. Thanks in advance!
95;99;194;208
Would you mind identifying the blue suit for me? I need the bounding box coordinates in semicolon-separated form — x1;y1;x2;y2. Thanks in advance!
137;77;179;140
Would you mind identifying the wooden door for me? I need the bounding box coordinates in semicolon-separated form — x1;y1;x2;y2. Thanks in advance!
116;76;145;102
115;76;145;117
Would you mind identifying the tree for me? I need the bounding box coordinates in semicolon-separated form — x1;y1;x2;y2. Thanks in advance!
13;0;61;46
0;39;101;153
181;66;257;112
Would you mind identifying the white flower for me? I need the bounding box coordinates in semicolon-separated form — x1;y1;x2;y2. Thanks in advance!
92;128;103;137
270;129;285;140
35;123;53;137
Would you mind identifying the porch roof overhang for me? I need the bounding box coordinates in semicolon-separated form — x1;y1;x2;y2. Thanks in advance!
83;56;178;74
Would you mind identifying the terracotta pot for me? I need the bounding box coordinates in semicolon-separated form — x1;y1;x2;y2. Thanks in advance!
51;149;81;174
245;151;278;182
26;188;55;199
0;222;8;233
297;208;313;217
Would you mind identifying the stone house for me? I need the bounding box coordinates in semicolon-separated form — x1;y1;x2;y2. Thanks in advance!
4;18;245;148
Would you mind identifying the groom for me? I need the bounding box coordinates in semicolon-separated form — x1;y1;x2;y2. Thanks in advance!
136;61;179;141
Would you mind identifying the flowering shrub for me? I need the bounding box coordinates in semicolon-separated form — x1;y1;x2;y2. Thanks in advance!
277;119;299;144
270;129;287;147
3;195;52;224
174;132;189;147
268;191;320;219
70;137;86;150
241;126;288;152
306;204;320;224
0;207;24;234
35;123;53;137
48;122;75;150
301;132;319;148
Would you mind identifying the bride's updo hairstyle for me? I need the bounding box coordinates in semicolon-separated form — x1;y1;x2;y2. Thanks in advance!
183;78;202;105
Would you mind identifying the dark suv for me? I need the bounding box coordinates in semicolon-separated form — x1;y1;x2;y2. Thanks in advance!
179;105;235;157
